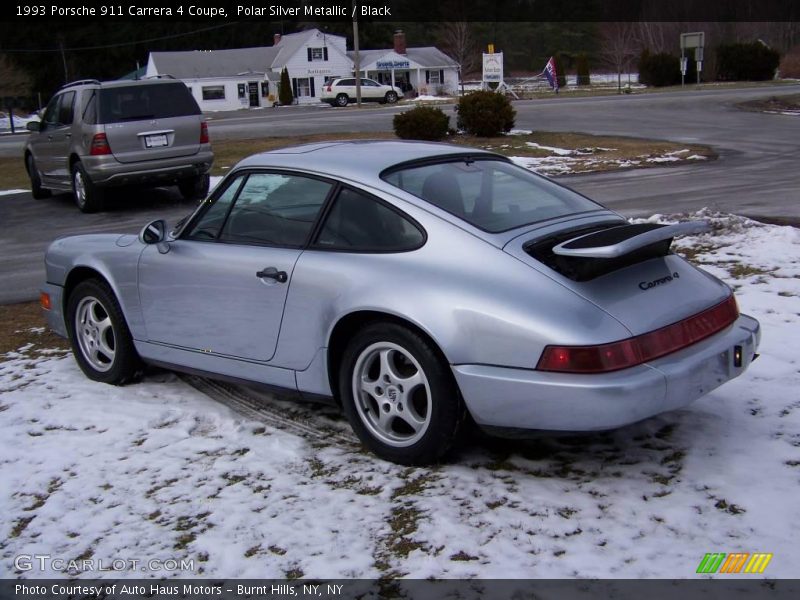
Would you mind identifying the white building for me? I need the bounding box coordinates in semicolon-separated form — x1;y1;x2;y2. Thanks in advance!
352;31;460;96
146;29;352;110
145;29;459;111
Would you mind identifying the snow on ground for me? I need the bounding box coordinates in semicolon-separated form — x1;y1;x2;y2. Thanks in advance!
0;112;39;134
1;212;799;579
511;147;708;176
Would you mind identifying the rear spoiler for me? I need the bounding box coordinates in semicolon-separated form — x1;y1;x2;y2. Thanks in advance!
552;221;710;259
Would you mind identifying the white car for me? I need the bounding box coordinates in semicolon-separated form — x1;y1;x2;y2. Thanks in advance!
321;77;403;107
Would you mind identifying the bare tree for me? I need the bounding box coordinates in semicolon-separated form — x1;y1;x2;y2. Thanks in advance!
0;54;31;98
598;23;638;92
438;22;477;93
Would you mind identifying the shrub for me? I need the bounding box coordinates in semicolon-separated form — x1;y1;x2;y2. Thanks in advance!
278;67;293;105
779;46;800;78
456;91;516;137
638;50;695;87
576;53;591;86
717;42;780;81
393;106;450;141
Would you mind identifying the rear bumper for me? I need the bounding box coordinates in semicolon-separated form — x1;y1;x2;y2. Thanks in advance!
41;282;67;338
82;148;214;187
453;314;761;432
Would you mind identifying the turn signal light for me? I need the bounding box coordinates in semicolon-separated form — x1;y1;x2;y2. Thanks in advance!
40;291;52;311
537;295;739;373
200;121;209;144
89;133;111;155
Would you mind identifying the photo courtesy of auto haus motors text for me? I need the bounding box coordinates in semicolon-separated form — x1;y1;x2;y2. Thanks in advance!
14;583;346;598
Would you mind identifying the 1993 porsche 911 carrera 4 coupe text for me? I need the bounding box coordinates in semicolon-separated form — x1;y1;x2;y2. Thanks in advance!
40;141;761;464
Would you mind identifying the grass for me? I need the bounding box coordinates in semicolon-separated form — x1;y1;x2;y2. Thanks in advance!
0;301;69;359
737;93;800;114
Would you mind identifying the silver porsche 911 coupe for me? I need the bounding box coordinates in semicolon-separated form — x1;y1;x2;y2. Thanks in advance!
41;141;761;464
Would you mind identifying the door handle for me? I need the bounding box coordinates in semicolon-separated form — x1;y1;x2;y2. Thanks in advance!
256;268;288;283
65;133;72;138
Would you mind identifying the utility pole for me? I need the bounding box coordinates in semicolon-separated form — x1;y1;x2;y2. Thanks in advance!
352;0;361;106
59;38;69;83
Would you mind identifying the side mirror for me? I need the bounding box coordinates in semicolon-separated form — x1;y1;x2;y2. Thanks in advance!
139;219;171;253
26;121;41;132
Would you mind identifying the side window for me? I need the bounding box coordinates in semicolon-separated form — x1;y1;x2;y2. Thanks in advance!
316;187;425;252
82;91;97;124
185;176;243;240
219;173;332;247
41;95;60;127
57;91;75;125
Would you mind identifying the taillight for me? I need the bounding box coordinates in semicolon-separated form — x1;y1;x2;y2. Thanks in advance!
326;84;332;92
89;133;111;156
200;121;209;144
537;295;739;373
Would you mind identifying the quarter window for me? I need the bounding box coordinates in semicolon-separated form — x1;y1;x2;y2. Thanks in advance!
316;187;424;251
219;173;332;247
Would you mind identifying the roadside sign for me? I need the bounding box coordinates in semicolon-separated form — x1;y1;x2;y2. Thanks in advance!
482;52;503;83
680;57;688;75
680;32;705;50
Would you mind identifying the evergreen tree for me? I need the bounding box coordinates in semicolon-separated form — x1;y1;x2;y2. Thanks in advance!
576;53;591;85
279;67;293;105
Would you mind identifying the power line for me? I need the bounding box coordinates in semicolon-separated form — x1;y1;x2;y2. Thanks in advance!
0;21;240;53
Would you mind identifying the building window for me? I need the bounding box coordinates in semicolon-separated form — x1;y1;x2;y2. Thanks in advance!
202;86;226;100
293;77;312;97
237;84;246;99
307;47;328;62
427;70;442;85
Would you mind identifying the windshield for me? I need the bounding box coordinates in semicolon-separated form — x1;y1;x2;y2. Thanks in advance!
382;158;601;233
98;83;200;124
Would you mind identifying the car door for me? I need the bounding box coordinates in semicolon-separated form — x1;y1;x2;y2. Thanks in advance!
138;171;334;362
37;91;75;184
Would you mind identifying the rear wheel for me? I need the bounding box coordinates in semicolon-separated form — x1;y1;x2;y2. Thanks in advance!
339;322;464;465
26;155;51;199
72;162;104;213
178;173;210;200
335;93;349;107
66;279;141;385
385;91;398;104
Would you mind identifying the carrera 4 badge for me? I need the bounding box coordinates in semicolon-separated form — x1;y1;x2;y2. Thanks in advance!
639;271;680;291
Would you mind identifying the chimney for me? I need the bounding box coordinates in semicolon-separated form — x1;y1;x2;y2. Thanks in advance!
273;33;282;46
393;30;406;55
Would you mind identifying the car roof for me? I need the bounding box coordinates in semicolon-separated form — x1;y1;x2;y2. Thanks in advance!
236;140;494;179
232;140;619;248
59;78;185;92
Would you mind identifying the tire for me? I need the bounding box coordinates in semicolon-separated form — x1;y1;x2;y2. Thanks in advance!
66;279;142;385
178;173;210;200
339;322;465;465
72;162;104;213
385;91;398;104
26;154;51;199
335;93;349;107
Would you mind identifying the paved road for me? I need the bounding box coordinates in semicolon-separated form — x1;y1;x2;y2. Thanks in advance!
1;84;798;305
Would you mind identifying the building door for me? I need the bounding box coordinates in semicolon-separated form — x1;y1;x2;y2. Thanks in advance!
248;82;259;107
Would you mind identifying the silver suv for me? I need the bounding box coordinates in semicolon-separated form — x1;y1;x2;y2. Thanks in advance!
24;78;214;212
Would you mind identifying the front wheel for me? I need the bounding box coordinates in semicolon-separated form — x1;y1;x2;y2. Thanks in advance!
66;279;141;385
385;91;398;104
339;323;464;465
72;162;103;213
335;93;349;107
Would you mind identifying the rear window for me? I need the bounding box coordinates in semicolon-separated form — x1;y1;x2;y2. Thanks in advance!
98;83;201;124
382;158;601;233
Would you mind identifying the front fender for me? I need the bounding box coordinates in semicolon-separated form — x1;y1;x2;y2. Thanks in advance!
45;234;146;339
